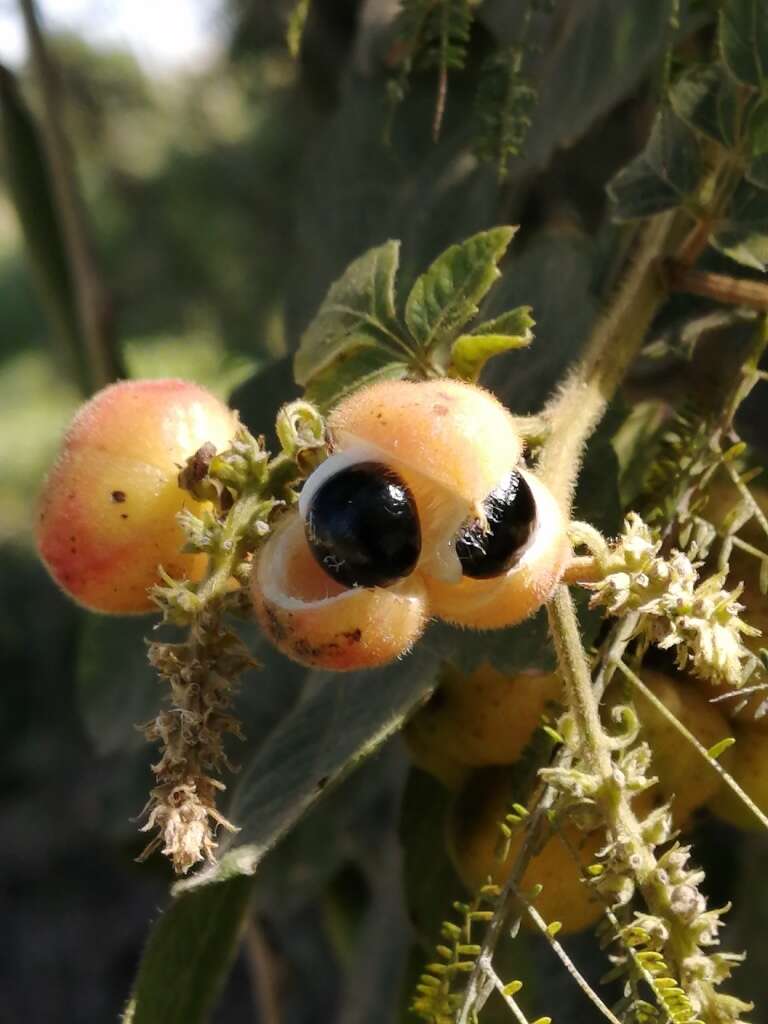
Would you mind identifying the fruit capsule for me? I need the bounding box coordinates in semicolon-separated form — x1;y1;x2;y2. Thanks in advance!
404;665;562;773
325;378;570;628
250;514;428;670
37;378;238;614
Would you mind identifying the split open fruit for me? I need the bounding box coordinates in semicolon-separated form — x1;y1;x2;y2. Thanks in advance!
251;378;570;669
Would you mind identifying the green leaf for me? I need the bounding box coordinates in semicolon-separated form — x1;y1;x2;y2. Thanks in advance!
609;110;703;221
707;736;736;760
177;644;442;891
747;97;768;188
294;240;405;387
719;0;768;91
76;616;164;756
404;227;517;353
303;345;410;412
399;769;465;944
0;66;85;391
712;179;768;270
124;875;255;1024
449;306;534;382
670;64;741;148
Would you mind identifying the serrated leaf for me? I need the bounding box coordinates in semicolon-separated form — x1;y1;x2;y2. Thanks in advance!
670;64;741;148
719;0;768;90
609;110;703;221
404;227;516;353
449;306;534;381
712;179;768;270
747;97;768;188
124;875;254;1024
0;66;85;391
303;344;410;412
294;240;406;387
177;643;442;891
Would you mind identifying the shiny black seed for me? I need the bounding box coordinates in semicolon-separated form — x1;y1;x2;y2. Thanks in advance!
304;461;421;589
456;470;536;579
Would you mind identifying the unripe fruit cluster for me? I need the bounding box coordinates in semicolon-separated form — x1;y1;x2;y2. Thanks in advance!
407;662;732;934
37;377;569;673
251;378;571;670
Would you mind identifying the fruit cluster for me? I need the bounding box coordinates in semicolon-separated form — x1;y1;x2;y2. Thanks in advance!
404;659;756;934
38;376;571;672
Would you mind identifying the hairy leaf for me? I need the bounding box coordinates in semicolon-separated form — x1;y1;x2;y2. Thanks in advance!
124;875;254;1024
449;305;534;381
303;347;410;412
404;227;516;352
712;179;768;270
177;643;443;891
294;240;405;387
609;110;702;221
719;0;768;90
76;617;164;756
670;64;741;149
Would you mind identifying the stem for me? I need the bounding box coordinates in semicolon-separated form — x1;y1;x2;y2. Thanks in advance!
513;881;622;1024
537;212;681;511
665;262;768;313
547;586;611;776
19;0;121;390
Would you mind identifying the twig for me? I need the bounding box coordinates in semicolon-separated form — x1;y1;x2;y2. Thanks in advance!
513;883;622;1024
18;0;121;390
485;962;533;1024
665;262;768;313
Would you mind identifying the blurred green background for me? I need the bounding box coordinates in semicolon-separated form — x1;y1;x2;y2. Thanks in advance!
4;2;768;1022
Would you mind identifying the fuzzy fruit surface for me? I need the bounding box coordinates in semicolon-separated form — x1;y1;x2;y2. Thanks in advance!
447;767;604;934
252;378;570;669
37;378;238;614
405;665;562;773
604;669;727;825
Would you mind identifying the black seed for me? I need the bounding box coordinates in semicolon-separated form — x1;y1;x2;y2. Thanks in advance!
304;461;421;589
456;470;536;579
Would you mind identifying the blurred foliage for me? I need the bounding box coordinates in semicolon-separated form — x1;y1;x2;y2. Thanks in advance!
3;1;768;1023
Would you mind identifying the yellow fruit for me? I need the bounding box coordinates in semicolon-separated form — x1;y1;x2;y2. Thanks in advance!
37;378;238;614
404;665;561;771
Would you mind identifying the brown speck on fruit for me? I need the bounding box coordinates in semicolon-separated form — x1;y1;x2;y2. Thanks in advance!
121;514;129;519
343;628;362;644
433;404;449;416
111;490;127;503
